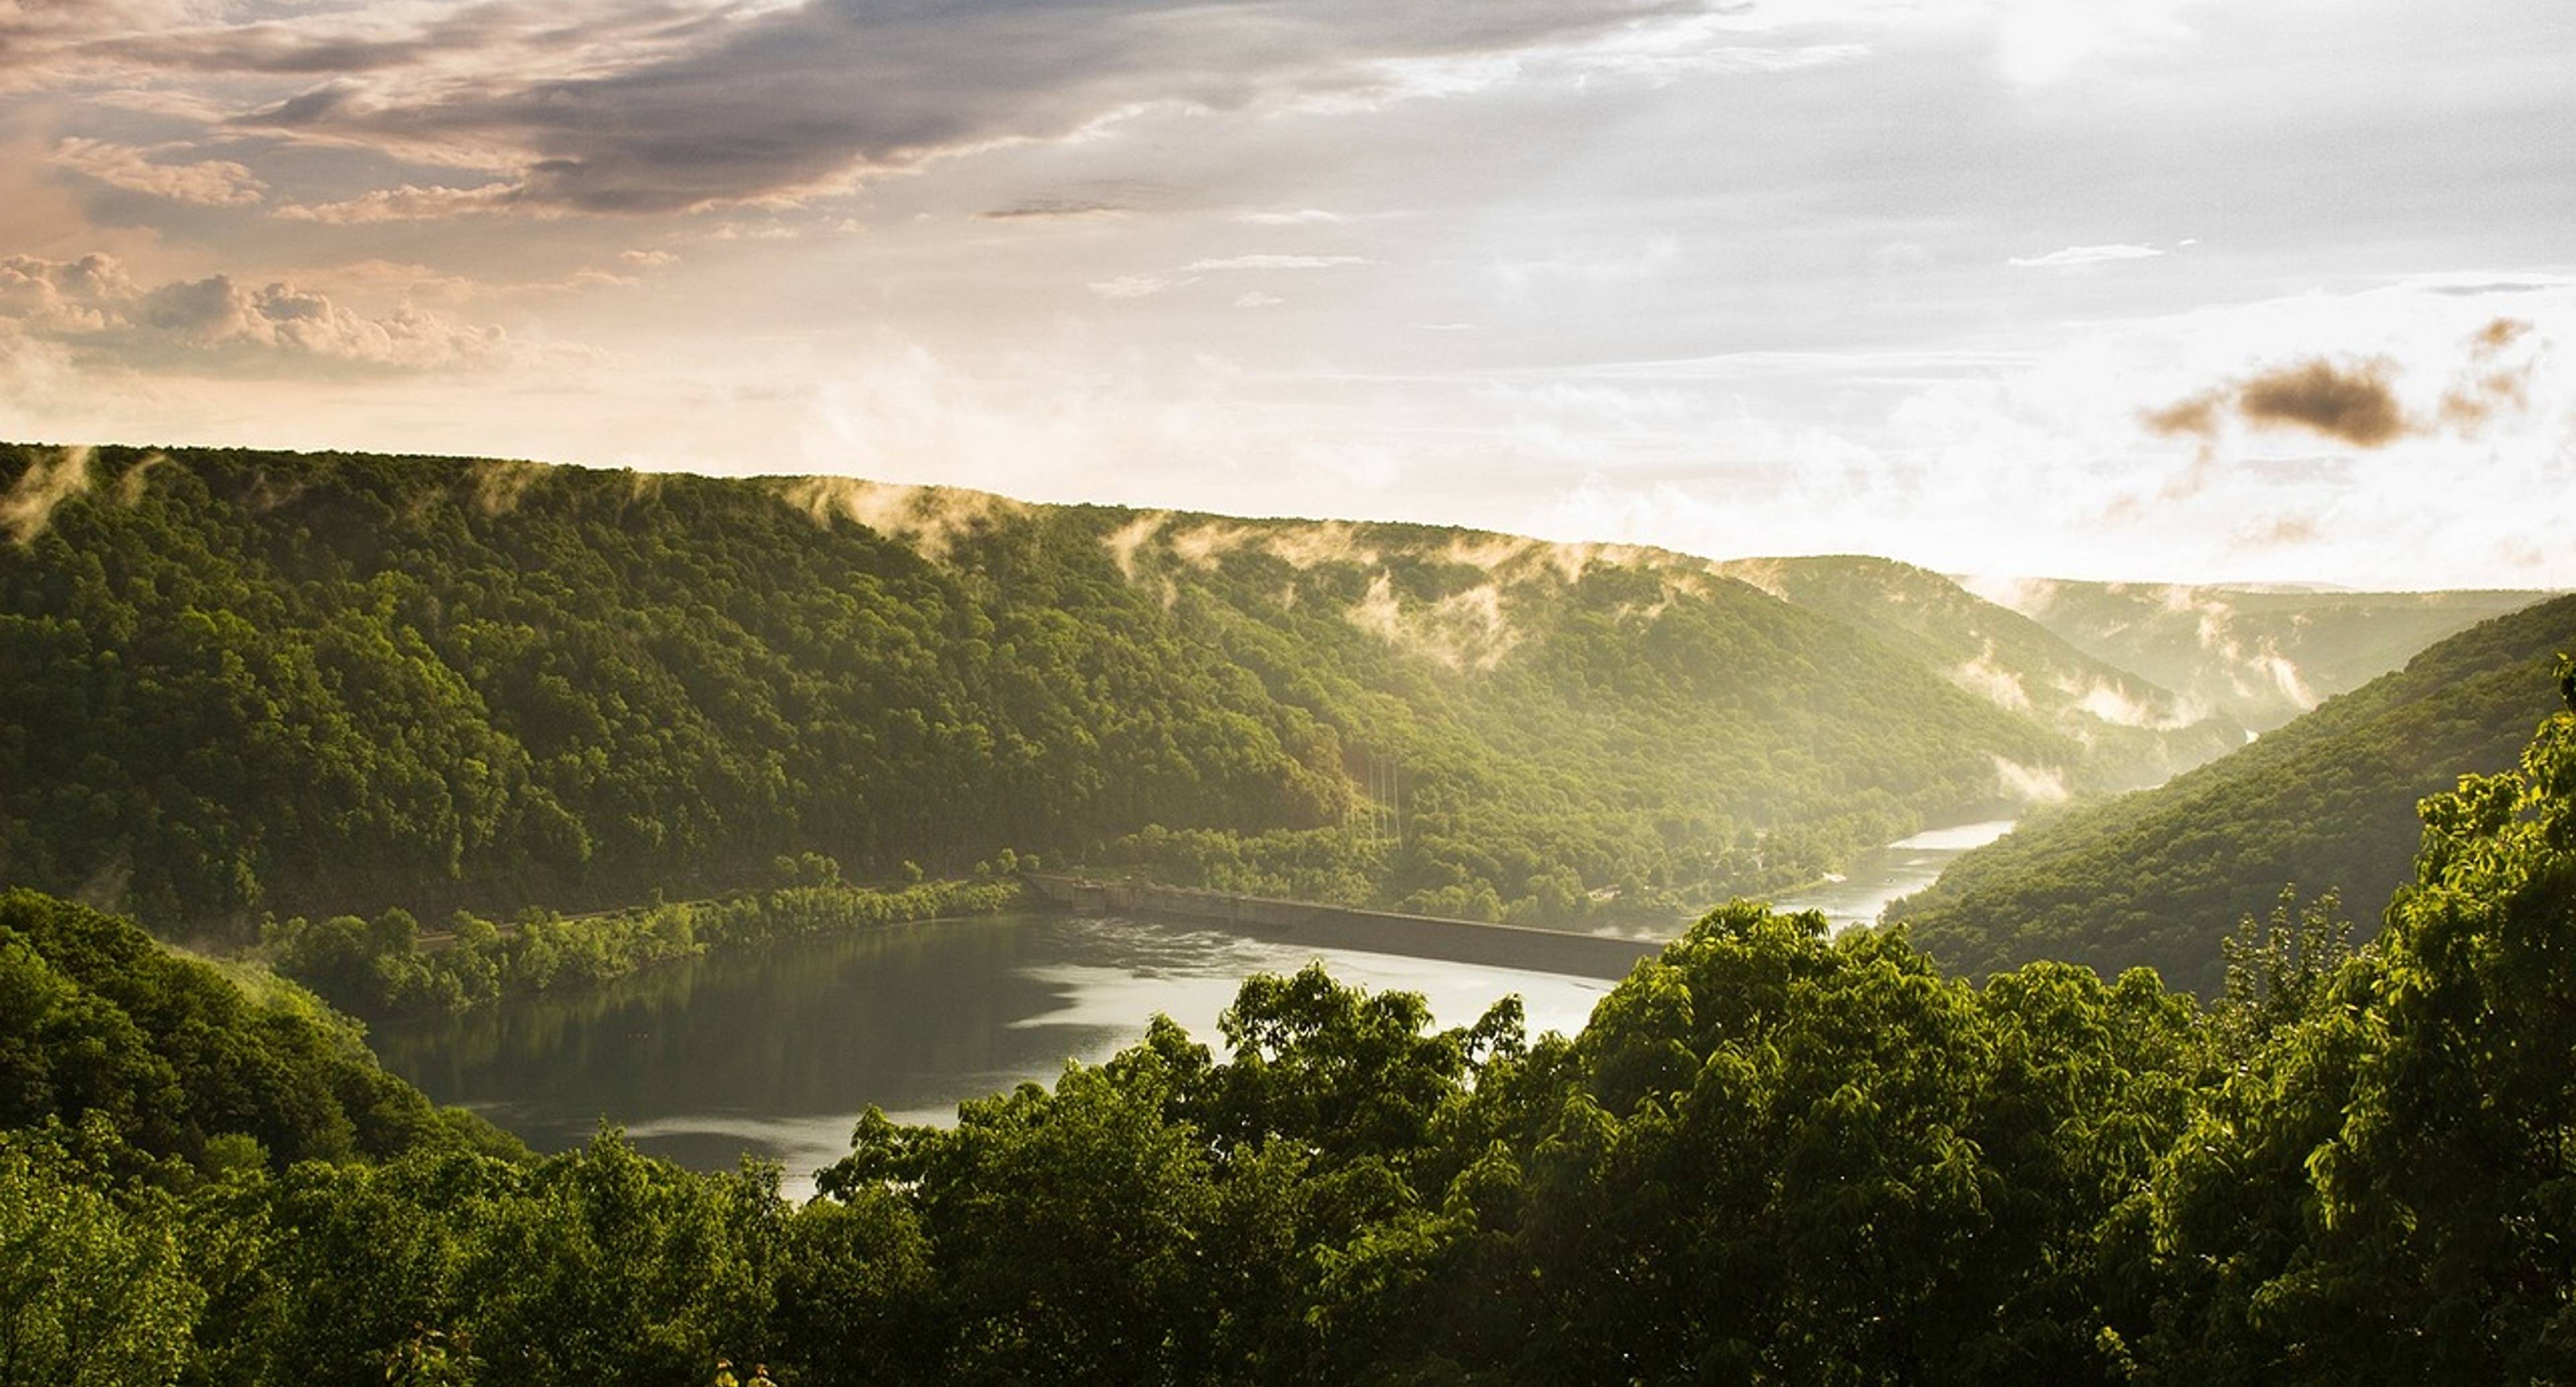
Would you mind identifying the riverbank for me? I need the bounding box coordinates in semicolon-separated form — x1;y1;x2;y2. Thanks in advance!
263;875;1034;1017
1768;818;2019;934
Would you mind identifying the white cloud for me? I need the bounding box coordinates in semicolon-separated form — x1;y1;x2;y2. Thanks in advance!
1089;273;1186;299
1234;209;1346;226
1184;254;1368;272
1996;0;2206;85
1492;237;1680;290
1233;291;1284;309
2008;243;2164;268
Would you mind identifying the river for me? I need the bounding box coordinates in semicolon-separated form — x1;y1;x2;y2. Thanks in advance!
1766;818;2020;933
372;819;2015;1192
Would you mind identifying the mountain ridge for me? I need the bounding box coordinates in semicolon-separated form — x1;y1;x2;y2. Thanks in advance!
1888;589;2576;991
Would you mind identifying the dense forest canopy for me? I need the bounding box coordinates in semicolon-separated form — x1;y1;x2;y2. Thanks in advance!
3;441;2254;939
1890;592;2576;992
8;670;2573;1385
1717;554;2249;786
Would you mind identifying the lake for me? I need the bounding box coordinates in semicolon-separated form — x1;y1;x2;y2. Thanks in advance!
372;911;1616;1195
372;819;2015;1191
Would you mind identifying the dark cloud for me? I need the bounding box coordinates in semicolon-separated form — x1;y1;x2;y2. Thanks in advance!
217;0;1716;213
2139;389;2222;439
979;199;1130;220
2469;316;2532;355
65;1;733;78
2440;320;2540;427
2144;358;2406;449
2146;319;2548;451
2234;359;2406;447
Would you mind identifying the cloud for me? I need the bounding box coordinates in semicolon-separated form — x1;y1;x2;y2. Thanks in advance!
1089;273;1187;299
2007;243;2163;268
50;137;266;205
2139;389;2223;439
0;0;209;86
2471;317;2534;353
1232;291;1283;308
0;252;520;372
1184;254;1367;271
979;198;1130;220
40;0;741;87
2146;321;2541;451
272;181;523;223
1995;0;2204;86
2438;318;2540;428
200;0;1728;214
2234;359;2406;447
1234;209;1346;225
0;253;134;331
2231;512;2322;549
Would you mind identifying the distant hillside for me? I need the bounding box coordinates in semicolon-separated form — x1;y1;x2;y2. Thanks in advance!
3;442;2215;938
1721;555;2246;787
1888;592;2576;992
1963;575;2551;732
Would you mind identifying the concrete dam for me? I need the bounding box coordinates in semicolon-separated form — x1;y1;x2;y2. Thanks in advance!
1023;873;1670;981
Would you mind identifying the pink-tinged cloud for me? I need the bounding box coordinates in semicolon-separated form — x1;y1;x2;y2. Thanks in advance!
0;252;524;372
50;138;267;205
272;181;523;224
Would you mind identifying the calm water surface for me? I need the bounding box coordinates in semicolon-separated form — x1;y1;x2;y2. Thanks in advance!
1768;818;2018;934
373;912;1616;1195
374;821;2013;1192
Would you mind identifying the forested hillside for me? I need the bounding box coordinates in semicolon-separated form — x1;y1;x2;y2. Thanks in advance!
1967;574;2546;732
0;888;515;1172
9;671;2573;1386
1;442;2231;938
1720;554;2248;785
1890;592;2576;991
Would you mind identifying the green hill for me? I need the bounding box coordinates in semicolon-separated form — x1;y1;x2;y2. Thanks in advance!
1965;574;2551;732
1720;555;2247;786
0;887;512;1170
9;672;2575;1383
1888;591;2576;991
2;441;2214;939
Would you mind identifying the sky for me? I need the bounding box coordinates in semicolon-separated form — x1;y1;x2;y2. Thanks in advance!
1;0;2571;589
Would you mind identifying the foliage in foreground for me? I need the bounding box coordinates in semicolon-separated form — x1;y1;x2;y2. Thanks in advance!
7;677;2575;1385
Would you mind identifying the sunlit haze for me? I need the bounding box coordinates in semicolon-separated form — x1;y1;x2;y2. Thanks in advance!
3;0;2571;588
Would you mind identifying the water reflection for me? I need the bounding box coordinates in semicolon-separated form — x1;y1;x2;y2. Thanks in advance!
372;913;1615;1192
374;825;2012;1192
